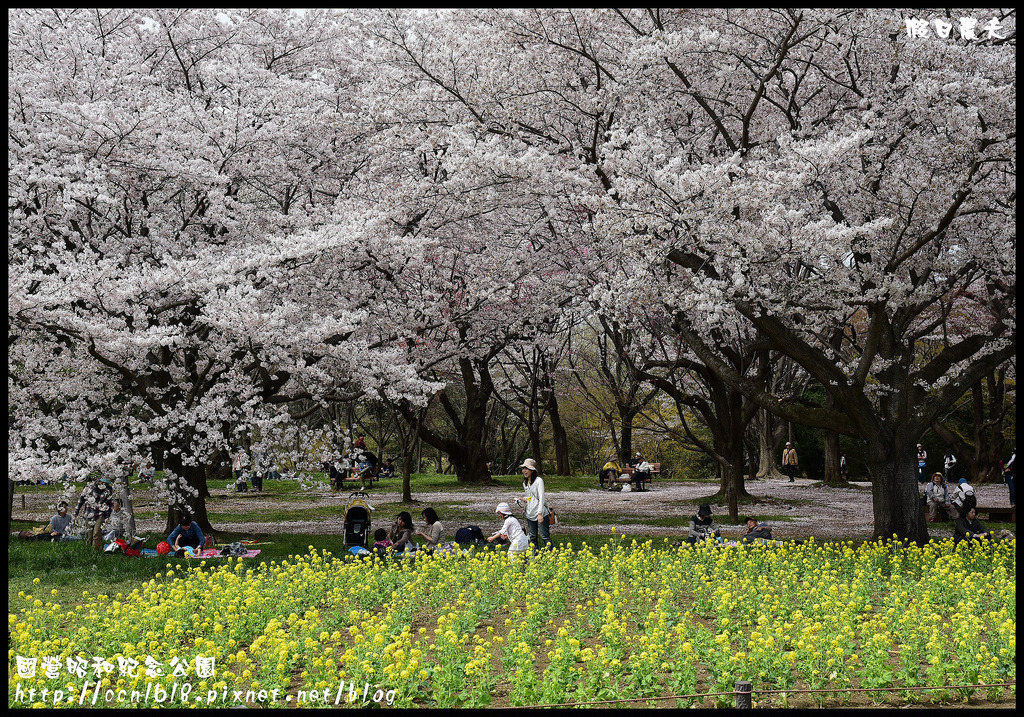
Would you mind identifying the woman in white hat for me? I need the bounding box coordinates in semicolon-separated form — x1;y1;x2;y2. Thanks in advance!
519;458;551;548
487;503;529;561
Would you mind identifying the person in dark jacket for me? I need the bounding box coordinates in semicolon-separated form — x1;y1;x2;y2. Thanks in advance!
688;504;720;543
953;506;990;545
739;516;772;543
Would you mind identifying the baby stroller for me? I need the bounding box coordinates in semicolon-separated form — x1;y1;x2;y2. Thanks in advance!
343;492;374;548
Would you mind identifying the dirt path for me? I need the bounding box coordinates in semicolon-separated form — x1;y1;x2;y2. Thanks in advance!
16;475;1012;541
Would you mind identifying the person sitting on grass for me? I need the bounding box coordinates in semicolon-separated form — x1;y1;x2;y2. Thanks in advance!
688;503;720;544
372;527;393;556
415;507;446;551
102;499;129;542
379;459;395;479
136;461;155;484
389;511;416;552
167;514;205;553
739;516;772;543
18;502;74;541
48;502;74;539
953;506;991;546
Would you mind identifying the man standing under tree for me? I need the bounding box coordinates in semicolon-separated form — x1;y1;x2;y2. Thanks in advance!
782;442;799;483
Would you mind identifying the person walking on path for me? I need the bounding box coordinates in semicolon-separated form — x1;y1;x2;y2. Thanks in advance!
782;442;799;482
232;450;248;483
519;458;551;548
943;451;957;482
1003;447;1016;507
839;452;848;481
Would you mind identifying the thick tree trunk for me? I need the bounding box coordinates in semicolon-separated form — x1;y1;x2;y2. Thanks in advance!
549;398;571;476
163;454;213;535
713;389;750;522
402;453;413;502
823;428;844;485
528;417;543;475
755;410;784;479
542;361;571;476
452;446;492;484
618;408;635;467
866;441;930;544
117;477;137;541
401;421;419;502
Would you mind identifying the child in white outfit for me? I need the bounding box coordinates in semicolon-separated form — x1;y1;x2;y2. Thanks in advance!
488;502;529;562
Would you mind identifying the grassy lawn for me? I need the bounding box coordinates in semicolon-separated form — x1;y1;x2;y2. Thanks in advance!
11;470;1013;617
7;531;645;615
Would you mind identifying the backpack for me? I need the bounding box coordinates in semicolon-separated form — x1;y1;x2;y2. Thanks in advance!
220;542;248;557
455;526;485;545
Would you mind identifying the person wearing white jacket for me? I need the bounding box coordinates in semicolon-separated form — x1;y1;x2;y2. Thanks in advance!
487;503;529;561
519;458;551;549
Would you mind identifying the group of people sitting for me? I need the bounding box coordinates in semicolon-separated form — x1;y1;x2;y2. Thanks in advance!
600;453;654;492
923;472;976;522
921;473;1007;544
685;504;774;546
369;507;447;556
322;450;396;490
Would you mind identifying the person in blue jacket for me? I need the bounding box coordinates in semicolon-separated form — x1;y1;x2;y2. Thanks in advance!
168;514;205;551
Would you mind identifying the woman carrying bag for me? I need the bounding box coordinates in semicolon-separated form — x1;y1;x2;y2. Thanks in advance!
518;458;552;549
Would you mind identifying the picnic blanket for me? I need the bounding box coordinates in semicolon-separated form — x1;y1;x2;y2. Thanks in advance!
140;548;262;558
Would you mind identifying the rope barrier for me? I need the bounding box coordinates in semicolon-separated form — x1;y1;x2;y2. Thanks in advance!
510;680;1016;709
754;680;1016;695
507;690;737;708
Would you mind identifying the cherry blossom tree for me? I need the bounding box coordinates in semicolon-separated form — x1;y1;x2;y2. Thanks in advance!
349;11;599;483
8;9;405;531
11;9;1014;546
368;9;1014;542
592;8;1016;542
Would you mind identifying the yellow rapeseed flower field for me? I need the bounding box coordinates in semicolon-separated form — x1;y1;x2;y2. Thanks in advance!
7;539;1016;708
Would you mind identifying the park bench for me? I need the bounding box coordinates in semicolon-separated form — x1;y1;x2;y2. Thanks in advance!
976;505;1015;523
609;463;660;491
921;503;1015;524
921;503;955;522
341;468;378;488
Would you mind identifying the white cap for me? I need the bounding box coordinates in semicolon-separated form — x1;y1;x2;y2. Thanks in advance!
495;502;512;515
